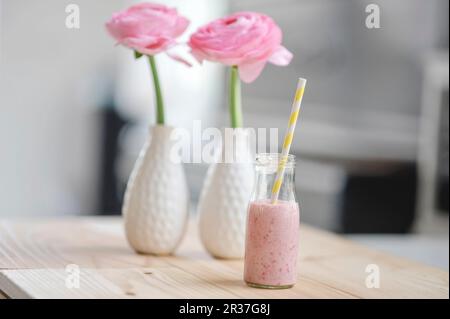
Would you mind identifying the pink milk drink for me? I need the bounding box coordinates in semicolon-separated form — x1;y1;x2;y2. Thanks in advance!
244;154;300;289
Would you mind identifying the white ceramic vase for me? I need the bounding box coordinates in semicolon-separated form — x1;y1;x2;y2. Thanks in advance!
123;125;189;255
197;129;255;259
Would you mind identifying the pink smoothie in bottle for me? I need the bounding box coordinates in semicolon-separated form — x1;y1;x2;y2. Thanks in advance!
244;199;300;288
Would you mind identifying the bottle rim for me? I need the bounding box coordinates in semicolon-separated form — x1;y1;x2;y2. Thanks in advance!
255;153;296;169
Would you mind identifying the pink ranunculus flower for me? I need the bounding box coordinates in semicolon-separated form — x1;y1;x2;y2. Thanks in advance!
106;3;190;63
188;12;293;83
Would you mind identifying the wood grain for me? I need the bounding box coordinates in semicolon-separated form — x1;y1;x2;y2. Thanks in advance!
0;217;448;299
0;290;8;299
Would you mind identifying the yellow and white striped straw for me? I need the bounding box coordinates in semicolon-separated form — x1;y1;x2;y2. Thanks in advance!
271;77;307;204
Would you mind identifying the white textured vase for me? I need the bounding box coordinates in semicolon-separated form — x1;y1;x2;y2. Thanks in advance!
197;129;255;259
123;125;189;255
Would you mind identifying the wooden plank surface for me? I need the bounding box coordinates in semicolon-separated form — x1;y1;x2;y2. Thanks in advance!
0;217;448;299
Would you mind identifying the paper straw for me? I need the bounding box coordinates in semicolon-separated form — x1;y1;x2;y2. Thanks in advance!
271;78;307;204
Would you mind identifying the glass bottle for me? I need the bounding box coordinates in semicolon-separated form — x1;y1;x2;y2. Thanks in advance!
244;153;300;289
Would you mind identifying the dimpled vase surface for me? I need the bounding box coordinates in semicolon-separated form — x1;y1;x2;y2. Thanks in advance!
197;129;254;259
123;125;189;255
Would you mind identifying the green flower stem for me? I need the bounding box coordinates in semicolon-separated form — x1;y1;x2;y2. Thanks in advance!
229;65;243;128
148;55;165;125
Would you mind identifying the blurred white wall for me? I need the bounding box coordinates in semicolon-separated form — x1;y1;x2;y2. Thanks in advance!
0;0;125;216
0;1;138;216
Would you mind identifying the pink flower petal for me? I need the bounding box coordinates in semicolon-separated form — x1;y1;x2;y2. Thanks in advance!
190;50;206;64
268;45;293;66
166;50;193;67
188;12;292;75
105;3;190;61
123;36;173;55
238;62;267;83
174;16;190;37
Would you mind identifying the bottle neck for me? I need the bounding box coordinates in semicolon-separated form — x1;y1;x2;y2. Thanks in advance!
252;164;296;203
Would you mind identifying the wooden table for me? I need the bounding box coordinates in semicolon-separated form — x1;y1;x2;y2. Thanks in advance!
0;217;448;299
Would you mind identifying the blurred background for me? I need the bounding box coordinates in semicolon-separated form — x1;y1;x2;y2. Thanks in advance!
0;0;448;269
